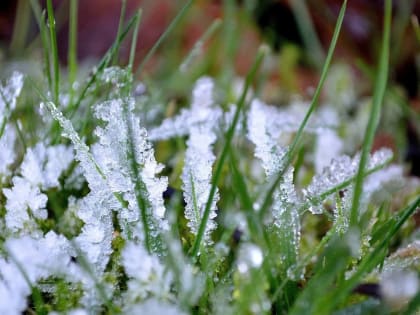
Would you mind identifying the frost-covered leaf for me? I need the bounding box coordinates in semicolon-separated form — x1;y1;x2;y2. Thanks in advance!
180;78;221;243
93;97;168;242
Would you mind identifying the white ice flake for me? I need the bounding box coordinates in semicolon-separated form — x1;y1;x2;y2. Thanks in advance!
180;77;221;243
20;143;74;189
148;77;222;141
0;124;17;179
0;72;24;122
122;242;172;302
3;176;48;232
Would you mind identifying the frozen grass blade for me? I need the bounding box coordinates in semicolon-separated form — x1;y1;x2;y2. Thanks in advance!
258;0;347;220
190;45;268;258
320;195;420;313
112;0;127;65
349;0;391;227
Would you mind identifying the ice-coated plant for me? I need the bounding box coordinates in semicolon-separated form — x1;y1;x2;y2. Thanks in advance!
1;0;419;313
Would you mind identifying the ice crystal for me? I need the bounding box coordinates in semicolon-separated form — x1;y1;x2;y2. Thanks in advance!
3;176;48;233
180;77;221;243
237;243;263;274
124;299;187;315
0;124;17;179
149;77;222;141
0;232;74;314
20;142;74;189
0;71;24;122
303;148;393;215
93;97;168;237
247;99;301;274
122;242;172;302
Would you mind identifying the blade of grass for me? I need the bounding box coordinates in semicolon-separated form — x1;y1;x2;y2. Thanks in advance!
128;9;142;73
349;0;391;227
68;0;78;105
289;0;325;68
135;0;195;77
258;0;347;220
29;0;52;92
46;0;60;104
66;11;138;119
189;45;268;259
112;0;127;65
9;0;31;56
412;15;420;43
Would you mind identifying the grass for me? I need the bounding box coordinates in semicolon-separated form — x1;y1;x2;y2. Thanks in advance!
0;0;419;314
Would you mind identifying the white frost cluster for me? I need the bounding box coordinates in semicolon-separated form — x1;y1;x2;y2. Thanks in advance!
93;97;168;237
180;78;221;243
0;71;24;121
122;241;172;302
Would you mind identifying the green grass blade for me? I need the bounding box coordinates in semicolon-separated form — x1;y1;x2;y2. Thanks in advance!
190;45;268;258
9;0;31;56
349;0;392;226
135;0;195;77
128;9;142;72
68;0;78;105
112;0;127;65
29;0;52;91
258;0;347;220
46;0;60;104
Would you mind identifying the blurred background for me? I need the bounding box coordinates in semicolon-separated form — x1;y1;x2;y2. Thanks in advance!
0;0;419;176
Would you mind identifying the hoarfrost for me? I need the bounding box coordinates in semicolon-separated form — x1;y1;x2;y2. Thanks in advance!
180;77;221;243
0;124;17;179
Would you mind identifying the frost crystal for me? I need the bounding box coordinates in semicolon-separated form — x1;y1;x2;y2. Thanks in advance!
149;77;222;141
0;124;17;179
247;99;301;273
94;97;168;237
122;242;172;302
0;72;24;122
237;243;263;274
180;77;221;243
20;142;74;189
3;176;48;232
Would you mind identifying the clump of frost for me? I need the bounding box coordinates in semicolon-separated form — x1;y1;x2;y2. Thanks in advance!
0;71;24;121
237;243;263;274
0;124;17;179
0;232;74;314
380;269;419;310
20;142;74;189
122;241;172;303
93;97;168;239
3;176;48;233
124;299;187;315
180;78;221;243
148;77;222;141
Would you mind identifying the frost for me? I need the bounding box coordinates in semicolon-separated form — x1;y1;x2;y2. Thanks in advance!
380;269;419;310
314;129;343;173
0;124;17;179
0;72;24;122
122;242;172;302
180;77;221;243
303;148;394;215
237;243;263;274
20;142;74;189
0;232;74;314
149;77;222;141
247;99;301;275
93;97;168;238
3;176;48;232
124;299;187;315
